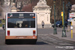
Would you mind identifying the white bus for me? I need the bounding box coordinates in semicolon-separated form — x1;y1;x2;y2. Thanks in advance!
5;12;37;44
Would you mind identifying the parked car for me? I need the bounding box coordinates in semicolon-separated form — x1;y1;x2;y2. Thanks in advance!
52;21;68;28
56;21;62;27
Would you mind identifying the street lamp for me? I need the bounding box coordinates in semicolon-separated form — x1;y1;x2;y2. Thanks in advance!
62;0;66;37
53;0;57;34
66;2;71;31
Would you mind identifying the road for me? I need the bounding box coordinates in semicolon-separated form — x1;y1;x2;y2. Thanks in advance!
0;28;74;50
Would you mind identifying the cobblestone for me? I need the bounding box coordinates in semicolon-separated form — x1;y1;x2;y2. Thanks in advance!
38;34;74;46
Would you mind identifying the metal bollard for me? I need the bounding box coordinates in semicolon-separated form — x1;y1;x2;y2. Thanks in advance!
70;22;73;38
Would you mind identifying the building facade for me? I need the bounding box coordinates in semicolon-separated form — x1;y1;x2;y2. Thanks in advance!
33;0;51;28
70;4;75;27
2;0;24;18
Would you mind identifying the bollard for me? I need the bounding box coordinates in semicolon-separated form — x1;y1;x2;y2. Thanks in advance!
71;30;73;38
70;22;73;38
67;22;70;32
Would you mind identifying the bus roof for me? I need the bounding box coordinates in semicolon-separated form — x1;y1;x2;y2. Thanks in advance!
6;12;36;14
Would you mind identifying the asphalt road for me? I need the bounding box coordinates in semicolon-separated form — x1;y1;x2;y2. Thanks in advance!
0;28;74;50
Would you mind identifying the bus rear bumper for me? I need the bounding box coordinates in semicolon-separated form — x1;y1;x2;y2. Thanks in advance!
5;36;37;44
5;39;37;44
5;36;37;39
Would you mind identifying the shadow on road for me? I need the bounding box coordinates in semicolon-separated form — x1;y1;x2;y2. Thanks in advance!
36;42;48;45
4;42;48;45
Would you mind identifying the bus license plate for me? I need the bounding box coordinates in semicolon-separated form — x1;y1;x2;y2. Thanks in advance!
17;36;25;39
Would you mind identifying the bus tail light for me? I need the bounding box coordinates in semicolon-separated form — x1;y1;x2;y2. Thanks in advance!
33;30;36;35
33;17;35;18
7;30;10;36
8;17;10;18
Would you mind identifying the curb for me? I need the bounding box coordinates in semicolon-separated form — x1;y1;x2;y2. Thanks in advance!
49;34;75;45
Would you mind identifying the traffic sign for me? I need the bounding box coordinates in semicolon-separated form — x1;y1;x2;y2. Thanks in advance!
70;18;72;20
69;13;75;18
61;12;63;16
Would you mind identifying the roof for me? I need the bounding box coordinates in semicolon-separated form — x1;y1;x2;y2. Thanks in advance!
33;0;50;9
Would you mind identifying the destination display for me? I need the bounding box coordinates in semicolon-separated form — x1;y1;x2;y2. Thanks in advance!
7;13;35;18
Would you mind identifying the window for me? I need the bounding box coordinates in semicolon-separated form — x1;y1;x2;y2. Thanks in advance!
17;2;21;8
8;18;35;28
8;13;35;28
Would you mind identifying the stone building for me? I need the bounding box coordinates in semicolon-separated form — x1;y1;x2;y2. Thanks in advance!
2;0;25;18
33;0;51;28
11;3;17;12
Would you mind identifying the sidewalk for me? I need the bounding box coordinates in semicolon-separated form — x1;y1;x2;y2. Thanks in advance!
50;28;75;44
0;27;2;29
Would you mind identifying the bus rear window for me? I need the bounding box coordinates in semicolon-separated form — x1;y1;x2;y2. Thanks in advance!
8;18;35;28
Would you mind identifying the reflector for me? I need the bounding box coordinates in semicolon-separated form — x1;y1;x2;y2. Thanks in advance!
33;30;36;34
8;17;10;18
33;17;35;18
7;30;10;36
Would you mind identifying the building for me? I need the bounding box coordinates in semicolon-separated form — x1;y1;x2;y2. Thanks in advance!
70;4;75;27
33;0;51;28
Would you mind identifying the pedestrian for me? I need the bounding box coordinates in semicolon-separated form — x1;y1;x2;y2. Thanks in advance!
42;21;44;28
2;24;4;30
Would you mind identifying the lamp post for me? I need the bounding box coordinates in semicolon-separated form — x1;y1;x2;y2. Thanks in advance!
66;2;71;31
62;0;66;37
53;0;57;34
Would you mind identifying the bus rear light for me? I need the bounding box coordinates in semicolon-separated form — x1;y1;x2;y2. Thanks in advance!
33;17;35;18
33;30;36;35
7;30;10;36
8;17;10;18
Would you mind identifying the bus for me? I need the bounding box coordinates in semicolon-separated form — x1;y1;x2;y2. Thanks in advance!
5;12;37;44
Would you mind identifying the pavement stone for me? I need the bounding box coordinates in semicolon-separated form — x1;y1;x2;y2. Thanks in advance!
50;28;75;44
38;27;75;45
38;34;74;45
0;27;2;29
